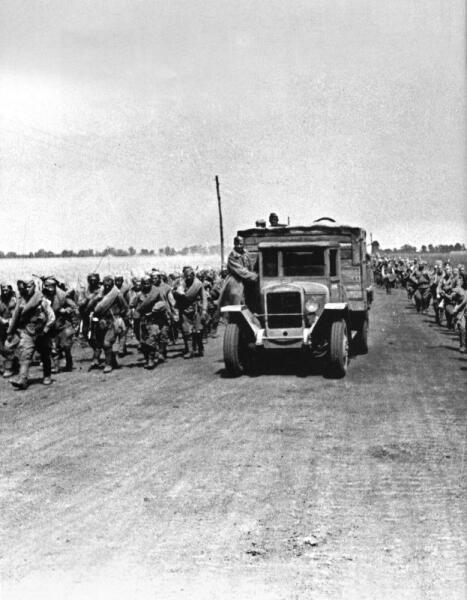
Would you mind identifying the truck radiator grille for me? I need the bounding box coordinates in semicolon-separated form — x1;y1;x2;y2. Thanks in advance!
266;291;302;329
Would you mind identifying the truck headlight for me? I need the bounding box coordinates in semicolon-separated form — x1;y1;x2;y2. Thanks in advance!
305;300;319;314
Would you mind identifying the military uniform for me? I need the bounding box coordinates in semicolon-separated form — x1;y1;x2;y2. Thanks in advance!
175;269;208;358
44;280;79;373
411;267;431;313
115;276;131;356
0;286;17;377
78;275;102;340
381;262;396;294
88;278;128;373
133;281;168;368
437;271;456;328
219;238;258;310
451;287;467;353
127;278;142;342
153;280;177;359
430;267;444;324
8;282;55;389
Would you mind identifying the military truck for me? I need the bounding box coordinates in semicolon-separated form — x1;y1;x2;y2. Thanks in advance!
220;217;373;378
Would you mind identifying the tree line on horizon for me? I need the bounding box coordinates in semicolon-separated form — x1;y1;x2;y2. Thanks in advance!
0;244;223;260
0;241;465;260
372;242;466;255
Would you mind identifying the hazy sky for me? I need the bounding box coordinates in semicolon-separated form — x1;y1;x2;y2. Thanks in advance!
0;0;465;252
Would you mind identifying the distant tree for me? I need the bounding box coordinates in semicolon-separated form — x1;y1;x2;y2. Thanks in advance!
140;249;150;256
128;246;136;256
399;244;417;253
420;245;427;253
101;246;128;257
428;244;434;253
113;248;129;257
77;249;94;257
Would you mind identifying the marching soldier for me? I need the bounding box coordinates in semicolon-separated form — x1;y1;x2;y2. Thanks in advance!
381;260;397;294
115;275;130;356
132;275;167;369
411;262;431;314
78;273;101;340
88;276;128;373
0;283;17;378
42;277;79;373
127;277;142;342
430;262;444;324
451;286;467;353
175;267;208;358
8;279;55;390
437;264;456;328
151;270;178;360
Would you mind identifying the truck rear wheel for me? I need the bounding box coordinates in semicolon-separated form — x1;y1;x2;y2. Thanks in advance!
328;319;349;378
223;323;249;377
354;316;369;355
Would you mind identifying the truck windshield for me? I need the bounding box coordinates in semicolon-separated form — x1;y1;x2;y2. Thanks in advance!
262;249;278;277
282;248;325;276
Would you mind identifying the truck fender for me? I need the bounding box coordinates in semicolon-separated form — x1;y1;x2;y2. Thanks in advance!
321;303;350;329
220;305;262;337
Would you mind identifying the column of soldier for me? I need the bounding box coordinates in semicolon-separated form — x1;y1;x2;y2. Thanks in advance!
0;267;226;391
372;257;467;353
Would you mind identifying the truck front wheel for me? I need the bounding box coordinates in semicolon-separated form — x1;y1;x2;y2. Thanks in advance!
223;322;249;377
328;319;349;378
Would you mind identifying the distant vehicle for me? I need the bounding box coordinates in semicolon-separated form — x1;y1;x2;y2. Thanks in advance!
221;217;373;378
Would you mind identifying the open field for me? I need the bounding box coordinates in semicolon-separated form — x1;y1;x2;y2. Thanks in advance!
1;251;466;288
0;254;223;286
0;288;465;599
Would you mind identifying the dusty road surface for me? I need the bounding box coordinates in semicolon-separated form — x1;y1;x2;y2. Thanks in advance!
0;289;466;600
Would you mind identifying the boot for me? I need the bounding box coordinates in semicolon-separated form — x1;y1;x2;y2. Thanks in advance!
64;350;73;372
42;353;52;383
183;336;193;359
195;333;204;357
103;350;114;373
90;348;101;369
144;353;156;370
459;330;466;353
51;355;60;374
2;359;13;378
11;362;30;390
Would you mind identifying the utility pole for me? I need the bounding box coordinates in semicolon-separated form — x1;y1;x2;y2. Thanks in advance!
215;175;225;268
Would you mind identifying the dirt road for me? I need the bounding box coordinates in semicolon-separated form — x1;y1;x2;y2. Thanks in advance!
0;289;465;599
